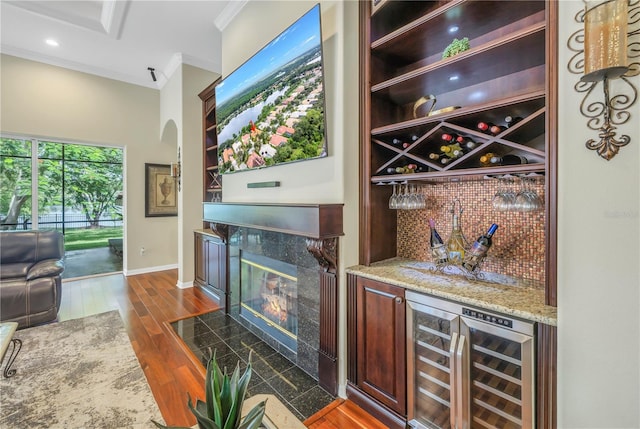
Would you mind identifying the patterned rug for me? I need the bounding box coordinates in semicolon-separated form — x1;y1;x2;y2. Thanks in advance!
0;311;164;428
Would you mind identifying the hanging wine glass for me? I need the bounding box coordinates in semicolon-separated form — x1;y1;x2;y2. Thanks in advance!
388;182;399;210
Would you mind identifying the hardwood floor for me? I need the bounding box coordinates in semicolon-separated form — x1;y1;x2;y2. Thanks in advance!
59;270;386;428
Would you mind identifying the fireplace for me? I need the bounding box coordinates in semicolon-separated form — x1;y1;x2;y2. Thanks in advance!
240;252;298;353
202;202;343;394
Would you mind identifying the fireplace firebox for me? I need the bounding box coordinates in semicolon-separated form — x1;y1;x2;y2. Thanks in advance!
240;252;298;352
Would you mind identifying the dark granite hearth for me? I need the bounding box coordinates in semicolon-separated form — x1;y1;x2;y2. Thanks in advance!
171;309;335;421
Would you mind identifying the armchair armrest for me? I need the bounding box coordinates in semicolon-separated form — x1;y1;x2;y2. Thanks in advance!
26;259;64;280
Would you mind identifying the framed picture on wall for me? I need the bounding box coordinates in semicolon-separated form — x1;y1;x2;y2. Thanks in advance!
145;163;177;217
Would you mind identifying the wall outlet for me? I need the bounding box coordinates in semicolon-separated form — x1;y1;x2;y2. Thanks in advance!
140;247;146;256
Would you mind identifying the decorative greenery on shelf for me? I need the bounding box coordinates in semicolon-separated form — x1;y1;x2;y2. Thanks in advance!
442;37;470;59
153;349;266;429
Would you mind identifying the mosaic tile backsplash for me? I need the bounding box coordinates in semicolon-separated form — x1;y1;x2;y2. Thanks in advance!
396;177;546;285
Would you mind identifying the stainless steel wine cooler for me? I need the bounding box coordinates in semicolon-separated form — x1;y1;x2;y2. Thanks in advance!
406;291;535;429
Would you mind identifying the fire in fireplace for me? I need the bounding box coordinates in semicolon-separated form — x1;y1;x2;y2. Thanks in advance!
239;252;298;352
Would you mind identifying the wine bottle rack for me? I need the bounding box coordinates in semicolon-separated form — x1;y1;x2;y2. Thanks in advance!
365;0;548;185
470;331;526;429
371;94;547;183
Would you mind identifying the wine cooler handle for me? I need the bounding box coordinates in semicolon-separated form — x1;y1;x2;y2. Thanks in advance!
456;335;470;429
395;296;403;304
449;332;459;429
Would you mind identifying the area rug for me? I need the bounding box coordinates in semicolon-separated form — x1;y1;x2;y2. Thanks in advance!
0;310;164;428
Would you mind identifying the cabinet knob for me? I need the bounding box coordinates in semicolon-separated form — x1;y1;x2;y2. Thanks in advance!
395;296;404;304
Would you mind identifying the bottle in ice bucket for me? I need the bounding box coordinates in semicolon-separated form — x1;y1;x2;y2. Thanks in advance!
462;223;499;272
429;218;449;265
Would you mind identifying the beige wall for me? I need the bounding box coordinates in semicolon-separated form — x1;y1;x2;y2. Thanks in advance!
0;54;176;273
178;64;219;287
557;1;639;427
221;0;360;396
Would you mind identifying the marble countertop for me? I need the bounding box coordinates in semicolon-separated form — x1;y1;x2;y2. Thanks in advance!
346;258;557;326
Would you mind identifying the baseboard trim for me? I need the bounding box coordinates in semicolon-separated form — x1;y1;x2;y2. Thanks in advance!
176;280;193;289
123;264;178;276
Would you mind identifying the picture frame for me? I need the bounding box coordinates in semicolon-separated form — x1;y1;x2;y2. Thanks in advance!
145;163;177;217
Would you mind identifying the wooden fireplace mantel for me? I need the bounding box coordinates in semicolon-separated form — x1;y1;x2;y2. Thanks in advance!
202;202;344;239
202;201;343;395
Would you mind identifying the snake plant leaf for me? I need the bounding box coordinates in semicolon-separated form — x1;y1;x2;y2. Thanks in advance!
227;361;253;429
205;350;216;420
187;393;220;429
219;369;233;425
237;400;267;429
211;354;224;427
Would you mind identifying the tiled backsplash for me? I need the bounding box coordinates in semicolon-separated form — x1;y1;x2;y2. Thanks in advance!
397;177;546;285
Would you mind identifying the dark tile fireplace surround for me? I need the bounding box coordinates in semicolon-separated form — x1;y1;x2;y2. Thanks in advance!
201;202;343;395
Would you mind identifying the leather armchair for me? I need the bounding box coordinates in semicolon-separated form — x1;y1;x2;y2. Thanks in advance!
0;230;64;329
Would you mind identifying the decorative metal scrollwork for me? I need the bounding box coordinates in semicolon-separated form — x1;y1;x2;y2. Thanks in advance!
567;0;639;161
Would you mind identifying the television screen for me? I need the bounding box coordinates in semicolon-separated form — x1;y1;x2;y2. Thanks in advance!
215;4;327;174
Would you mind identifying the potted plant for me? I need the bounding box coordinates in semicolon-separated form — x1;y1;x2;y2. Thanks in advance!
153;350;266;429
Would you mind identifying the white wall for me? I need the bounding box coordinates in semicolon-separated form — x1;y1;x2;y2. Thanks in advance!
0;54;177;273
557;2;640;427
221;0;359;396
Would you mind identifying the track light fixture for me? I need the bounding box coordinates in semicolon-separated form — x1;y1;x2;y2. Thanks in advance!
147;67;157;82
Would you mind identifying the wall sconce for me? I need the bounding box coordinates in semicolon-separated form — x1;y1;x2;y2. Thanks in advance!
568;0;639;161
171;147;181;191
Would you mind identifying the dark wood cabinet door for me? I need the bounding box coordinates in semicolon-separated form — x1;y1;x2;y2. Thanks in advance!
205;240;227;293
356;276;406;415
194;233;206;286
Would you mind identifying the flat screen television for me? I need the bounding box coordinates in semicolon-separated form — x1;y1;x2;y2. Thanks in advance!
215;4;327;174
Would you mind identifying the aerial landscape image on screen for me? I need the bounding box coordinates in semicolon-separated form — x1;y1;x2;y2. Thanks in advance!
215;5;327;174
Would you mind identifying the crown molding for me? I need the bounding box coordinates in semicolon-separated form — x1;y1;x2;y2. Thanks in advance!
1;45;158;89
5;0;130;38
214;0;248;31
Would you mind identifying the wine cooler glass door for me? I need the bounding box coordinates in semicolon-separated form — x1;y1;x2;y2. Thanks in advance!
407;300;460;429
460;317;535;429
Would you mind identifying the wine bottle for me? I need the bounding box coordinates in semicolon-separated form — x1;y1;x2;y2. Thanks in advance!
490;124;506;135
429;152;441;160
440;143;463;158
462;224;499;272
446;213;467;263
402;142;410;149
441;133;462;143
440;157;452;165
490;154;529;165
479;152;497;166
392;138;401;145
460;138;477;150
477;121;505;135
429;219;449;264
477;121;492;134
505;115;523;127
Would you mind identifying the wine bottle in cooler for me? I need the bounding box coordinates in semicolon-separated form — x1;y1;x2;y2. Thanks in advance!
429;219;449;265
462;223;499;272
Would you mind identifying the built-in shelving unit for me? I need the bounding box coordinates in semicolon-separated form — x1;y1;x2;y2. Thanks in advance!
199;80;222;203
355;2;558;427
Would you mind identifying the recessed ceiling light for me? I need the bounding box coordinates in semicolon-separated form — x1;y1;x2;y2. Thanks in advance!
449;75;459;81
448;25;459;34
45;39;59;47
